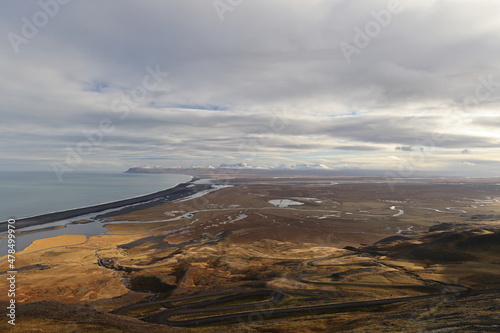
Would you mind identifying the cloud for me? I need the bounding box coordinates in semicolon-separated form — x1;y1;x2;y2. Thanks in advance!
333;145;382;151
1;1;500;174
396;146;415;152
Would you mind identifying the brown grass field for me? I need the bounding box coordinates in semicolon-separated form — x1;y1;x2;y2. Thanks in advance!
1;176;500;332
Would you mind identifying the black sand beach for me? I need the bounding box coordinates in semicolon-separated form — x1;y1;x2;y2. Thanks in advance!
0;178;213;230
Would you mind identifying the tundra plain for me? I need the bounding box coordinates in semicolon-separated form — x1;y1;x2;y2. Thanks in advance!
2;176;500;332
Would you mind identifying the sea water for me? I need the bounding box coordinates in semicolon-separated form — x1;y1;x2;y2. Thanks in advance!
0;171;191;220
0;171;191;253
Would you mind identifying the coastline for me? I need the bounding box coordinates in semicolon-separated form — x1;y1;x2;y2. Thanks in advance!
0;177;213;230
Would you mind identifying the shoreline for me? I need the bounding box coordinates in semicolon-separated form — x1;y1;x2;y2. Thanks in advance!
0;177;214;230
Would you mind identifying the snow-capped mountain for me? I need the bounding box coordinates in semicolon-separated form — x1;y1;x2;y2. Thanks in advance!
274;163;330;170
217;163;330;170
128;162;332;172
217;163;269;169
218;163;251;168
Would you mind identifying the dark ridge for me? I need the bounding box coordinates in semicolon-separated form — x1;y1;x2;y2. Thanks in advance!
422;231;455;240
428;222;470;232
428;223;455;232
374;235;411;244
125;276;176;294
431;232;467;243
457;232;500;251
399;247;476;262
118;236;168;250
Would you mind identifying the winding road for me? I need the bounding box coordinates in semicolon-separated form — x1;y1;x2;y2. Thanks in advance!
135;288;499;327
111;289;285;316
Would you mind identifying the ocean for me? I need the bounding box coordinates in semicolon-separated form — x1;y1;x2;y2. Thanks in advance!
0;171;191;220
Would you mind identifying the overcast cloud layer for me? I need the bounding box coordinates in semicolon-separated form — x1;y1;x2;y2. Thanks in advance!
1;0;500;176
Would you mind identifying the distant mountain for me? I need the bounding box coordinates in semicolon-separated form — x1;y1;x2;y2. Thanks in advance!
125;166;452;179
277;163;330;170
218;163;251;168
217;163;331;170
127;163;332;173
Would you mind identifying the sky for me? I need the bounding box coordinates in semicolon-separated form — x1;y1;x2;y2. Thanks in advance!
1;0;500;176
